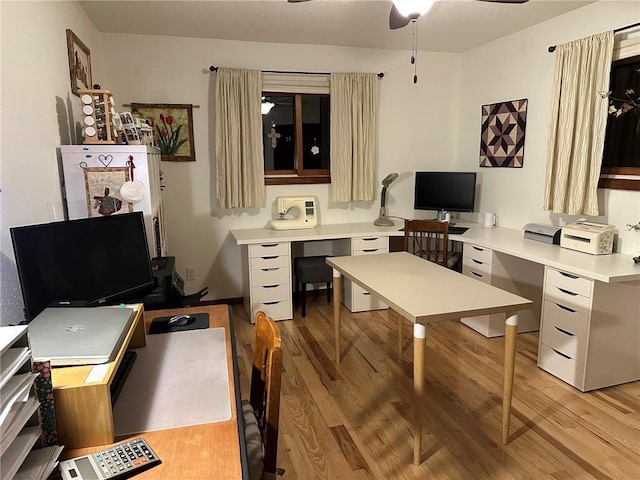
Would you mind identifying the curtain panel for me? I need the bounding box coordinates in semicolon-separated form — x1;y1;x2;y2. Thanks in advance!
214;68;266;209
543;31;614;216
330;73;380;203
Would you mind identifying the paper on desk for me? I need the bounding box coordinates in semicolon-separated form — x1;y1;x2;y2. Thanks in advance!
0;425;41;480
1;396;40;456
14;444;63;480
1;372;39;423
0;347;31;389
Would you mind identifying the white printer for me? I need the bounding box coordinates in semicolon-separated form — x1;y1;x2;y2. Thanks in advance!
522;223;562;244
560;221;615;255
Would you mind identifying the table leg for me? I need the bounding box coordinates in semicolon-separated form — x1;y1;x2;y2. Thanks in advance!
333;269;342;364
413;323;426;465
397;310;403;355
502;313;519;445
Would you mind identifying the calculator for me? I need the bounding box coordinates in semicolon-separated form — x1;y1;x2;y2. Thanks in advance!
59;437;162;480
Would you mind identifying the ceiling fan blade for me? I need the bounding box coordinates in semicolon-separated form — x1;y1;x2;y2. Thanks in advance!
475;0;529;3
389;3;411;30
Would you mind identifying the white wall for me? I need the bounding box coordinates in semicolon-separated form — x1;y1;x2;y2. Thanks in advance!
1;1;638;325
456;0;640;255
97;34;461;300
0;1;103;324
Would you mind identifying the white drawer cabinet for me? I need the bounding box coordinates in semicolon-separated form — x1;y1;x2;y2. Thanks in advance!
461;244;505;337
343;236;388;312
461;244;541;337
242;242;292;322
537;266;640;391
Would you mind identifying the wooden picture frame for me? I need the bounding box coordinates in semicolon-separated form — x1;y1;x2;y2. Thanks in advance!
66;29;92;96
83;167;132;217
130;103;196;161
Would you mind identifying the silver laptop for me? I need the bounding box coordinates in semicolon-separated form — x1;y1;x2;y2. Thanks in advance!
28;307;135;366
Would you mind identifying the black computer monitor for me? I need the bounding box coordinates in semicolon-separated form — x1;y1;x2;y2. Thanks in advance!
10;212;154;322
414;171;477;214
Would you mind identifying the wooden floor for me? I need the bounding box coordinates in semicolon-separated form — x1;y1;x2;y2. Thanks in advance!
230;300;640;480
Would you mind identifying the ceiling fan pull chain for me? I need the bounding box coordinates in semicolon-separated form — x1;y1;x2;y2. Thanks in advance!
413;21;418;83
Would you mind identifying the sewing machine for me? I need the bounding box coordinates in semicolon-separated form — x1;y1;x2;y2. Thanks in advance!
269;196;318;230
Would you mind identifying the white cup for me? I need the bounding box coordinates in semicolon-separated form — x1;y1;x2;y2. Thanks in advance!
482;212;496;228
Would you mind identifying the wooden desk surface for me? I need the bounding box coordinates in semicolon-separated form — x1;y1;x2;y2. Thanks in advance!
60;305;245;480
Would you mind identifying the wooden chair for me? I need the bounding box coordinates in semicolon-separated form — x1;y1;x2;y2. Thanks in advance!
243;311;284;480
397;219;461;354
403;219;461;270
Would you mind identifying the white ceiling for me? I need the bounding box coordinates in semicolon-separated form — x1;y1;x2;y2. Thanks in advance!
80;0;595;53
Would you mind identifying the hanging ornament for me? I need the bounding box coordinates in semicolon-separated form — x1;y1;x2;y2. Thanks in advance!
120;155;146;203
267;123;281;149
310;137;320;155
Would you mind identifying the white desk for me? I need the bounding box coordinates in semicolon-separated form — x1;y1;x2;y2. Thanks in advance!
449;223;640;283
449;223;640;391
231;223;403;321
232;221;640;390
327;252;532;465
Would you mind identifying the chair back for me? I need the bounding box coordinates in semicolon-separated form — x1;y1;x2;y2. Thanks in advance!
249;311;283;478
404;219;450;267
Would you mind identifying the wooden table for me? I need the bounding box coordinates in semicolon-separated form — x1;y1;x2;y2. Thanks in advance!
327;252;532;465
60;305;247;480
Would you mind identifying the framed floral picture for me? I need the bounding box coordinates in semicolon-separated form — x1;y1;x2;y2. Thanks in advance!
66;29;92;96
130;103;196;161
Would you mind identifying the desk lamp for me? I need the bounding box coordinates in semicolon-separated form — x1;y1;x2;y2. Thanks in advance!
374;172;399;226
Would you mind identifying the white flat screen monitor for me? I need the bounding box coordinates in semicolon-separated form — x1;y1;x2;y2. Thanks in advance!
10;212;154;322
414;171;477;213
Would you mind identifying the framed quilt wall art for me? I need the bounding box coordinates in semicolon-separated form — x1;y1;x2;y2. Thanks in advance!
480;98;528;168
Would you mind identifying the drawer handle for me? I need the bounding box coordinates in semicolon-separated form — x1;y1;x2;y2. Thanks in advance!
551;348;572;360
557;287;577;296
361;237;378;241
261;256;278;260
554;326;574;336
471;271;483;278
559;271;579;279
472;246;484;251
555;303;576;313
263;301;280;305
362;292;371;296
261;268;280;272
362;249;378;253
472;259;483;264
262;284;279;289
260;244;280;248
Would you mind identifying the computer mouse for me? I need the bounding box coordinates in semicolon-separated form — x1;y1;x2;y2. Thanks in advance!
168;314;196;327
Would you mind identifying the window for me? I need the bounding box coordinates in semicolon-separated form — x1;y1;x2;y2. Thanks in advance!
262;92;330;185
261;72;331;185
599;47;640;190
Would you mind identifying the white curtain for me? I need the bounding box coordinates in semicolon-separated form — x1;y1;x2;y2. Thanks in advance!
543;31;614;216
330;73;380;203
214;68;265;209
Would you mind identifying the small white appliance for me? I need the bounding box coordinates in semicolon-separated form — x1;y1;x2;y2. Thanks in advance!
560;221;615;255
269;196;318;230
522;223;562;245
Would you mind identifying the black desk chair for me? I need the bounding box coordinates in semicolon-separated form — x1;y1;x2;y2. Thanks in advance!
294;256;333;318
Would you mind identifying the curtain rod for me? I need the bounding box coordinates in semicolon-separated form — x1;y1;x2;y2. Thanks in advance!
208;66;384;78
547;22;640;53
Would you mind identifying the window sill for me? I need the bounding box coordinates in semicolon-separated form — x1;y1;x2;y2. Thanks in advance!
265;176;331;186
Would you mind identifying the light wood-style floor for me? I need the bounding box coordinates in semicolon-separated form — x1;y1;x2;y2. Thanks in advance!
230;299;639;480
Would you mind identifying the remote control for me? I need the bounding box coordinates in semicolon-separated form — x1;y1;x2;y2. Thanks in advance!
59;437;161;480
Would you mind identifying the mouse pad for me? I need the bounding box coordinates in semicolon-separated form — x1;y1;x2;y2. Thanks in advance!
148;313;210;334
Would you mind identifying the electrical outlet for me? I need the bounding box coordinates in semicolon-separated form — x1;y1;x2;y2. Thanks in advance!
186;267;196;281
